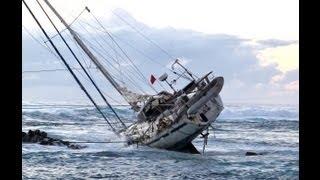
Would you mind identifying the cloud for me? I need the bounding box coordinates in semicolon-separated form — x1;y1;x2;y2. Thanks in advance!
256;43;299;73
257;39;298;47
284;80;299;91
23;0;298;41
22;9;298;104
270;69;299;84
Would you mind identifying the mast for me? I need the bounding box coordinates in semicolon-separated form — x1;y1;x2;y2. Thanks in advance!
22;0;118;133
42;0;126;100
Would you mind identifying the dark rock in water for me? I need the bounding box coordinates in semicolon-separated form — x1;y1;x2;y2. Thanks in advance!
61;141;70;146
34;129;41;135
22;130;86;150
39;139;53;145
28;130;35;137
52;140;63;146
245;151;264;156
67;144;86;149
22;135;29;142
22;132;30;142
40;131;47;138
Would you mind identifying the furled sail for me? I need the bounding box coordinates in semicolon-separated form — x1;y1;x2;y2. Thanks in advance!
119;86;151;111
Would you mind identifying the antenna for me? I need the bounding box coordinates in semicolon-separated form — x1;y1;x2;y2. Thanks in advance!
171;59;197;80
159;73;176;93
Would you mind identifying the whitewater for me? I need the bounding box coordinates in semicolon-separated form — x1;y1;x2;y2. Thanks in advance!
22;103;299;179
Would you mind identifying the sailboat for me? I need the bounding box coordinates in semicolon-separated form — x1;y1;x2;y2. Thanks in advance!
23;0;224;154
121;61;224;153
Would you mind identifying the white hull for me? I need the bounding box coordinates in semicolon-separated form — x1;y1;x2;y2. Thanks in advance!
146;95;223;150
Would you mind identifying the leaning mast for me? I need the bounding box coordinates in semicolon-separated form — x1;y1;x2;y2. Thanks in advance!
42;0;129;103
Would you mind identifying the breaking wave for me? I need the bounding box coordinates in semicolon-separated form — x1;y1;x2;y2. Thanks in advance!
219;103;298;121
22;102;299;179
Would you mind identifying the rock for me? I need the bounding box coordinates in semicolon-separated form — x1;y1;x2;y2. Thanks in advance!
42;137;49;142
67;144;86;149
245;151;263;156
67;144;77;149
40;131;47;138
61;141;70;146
39;139;53;145
22;135;30;142
30;136;37;143
22;130;87;150
28;130;35;137
34;129;41;135
51;140;62;146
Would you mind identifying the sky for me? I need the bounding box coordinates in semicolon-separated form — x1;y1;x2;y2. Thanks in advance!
22;0;299;105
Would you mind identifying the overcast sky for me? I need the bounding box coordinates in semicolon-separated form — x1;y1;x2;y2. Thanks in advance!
22;0;299;105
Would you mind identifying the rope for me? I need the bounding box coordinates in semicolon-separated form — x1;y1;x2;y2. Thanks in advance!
62;32;127;105
36;0;127;128
23;25;59;59
79;23;150;94
89;12;159;94
78;19;172;72
22;122;133;125
23;0;118;134
43;7;87;43
22;67;97;73
22;104;129;107
79;35;148;94
76;14;173;93
23;26;95;75
75;21;145;91
111;11;175;60
67;141;127;144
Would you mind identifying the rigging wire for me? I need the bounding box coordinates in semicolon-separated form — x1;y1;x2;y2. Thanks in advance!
77;12;177;92
89;12;159;94
24;3;181;102
63;141;127;144
71;68;128;105
109;10;200;86
22;67;97;73
77;21;121;65
23;25;59;59
36;0;126;128
111;11;175;60
72;68;123;105
79;35;148;94
75;19;170;92
77;19;172;72
76;17;172;92
75;21;130;78
22;104;129;107
76;19;154;93
43;7;88;43
23;25;93;75
22;0;118;134
63;34;127;107
23;29;150;97
63;27;100;84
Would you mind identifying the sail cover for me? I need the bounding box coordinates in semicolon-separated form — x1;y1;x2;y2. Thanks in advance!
119;86;151;111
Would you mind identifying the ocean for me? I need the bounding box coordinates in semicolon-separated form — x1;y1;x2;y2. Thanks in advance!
22;103;299;179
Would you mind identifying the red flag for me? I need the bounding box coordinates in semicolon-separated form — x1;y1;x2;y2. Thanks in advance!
150;74;156;84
